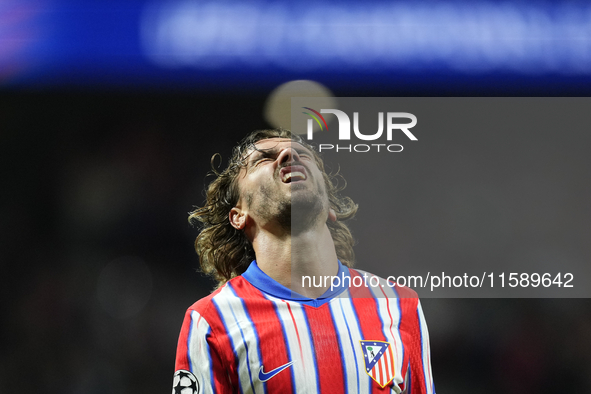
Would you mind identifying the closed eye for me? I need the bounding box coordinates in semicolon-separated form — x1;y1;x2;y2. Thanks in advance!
249;150;277;167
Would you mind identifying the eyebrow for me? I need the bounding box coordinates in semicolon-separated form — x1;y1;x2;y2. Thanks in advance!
247;149;274;162
247;143;313;162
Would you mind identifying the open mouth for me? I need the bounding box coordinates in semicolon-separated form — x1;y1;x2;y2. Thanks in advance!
280;166;307;183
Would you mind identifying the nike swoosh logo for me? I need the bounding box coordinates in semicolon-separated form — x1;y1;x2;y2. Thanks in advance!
258;361;294;382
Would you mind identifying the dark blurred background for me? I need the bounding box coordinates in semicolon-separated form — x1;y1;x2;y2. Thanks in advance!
2;0;591;392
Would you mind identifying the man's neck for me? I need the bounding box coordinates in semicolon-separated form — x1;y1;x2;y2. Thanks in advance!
251;222;339;299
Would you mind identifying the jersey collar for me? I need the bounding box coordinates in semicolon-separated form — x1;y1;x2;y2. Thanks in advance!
241;260;350;307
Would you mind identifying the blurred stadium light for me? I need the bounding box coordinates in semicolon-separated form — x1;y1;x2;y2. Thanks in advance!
3;0;591;91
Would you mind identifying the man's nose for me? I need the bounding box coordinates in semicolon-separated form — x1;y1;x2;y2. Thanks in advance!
277;146;300;165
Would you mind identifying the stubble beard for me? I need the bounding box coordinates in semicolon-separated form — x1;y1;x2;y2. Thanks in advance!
250;183;326;235
288;184;326;235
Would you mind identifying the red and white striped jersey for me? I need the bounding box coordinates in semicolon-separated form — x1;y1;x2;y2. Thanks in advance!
174;261;435;394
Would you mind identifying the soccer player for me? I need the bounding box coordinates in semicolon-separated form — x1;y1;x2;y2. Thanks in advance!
173;128;435;394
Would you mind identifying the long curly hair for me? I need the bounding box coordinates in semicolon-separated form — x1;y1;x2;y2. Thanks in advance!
188;128;358;286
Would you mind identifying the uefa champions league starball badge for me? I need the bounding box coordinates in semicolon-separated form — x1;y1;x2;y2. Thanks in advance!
172;370;199;394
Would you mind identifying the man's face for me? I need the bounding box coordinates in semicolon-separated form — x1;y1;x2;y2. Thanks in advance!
232;138;330;232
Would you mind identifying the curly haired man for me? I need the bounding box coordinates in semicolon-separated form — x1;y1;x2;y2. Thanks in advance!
173;128;435;394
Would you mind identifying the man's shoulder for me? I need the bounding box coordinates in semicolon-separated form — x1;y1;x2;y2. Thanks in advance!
186;287;222;315
185;275;253;316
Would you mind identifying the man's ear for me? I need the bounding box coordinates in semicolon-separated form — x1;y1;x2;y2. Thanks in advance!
328;208;337;222
230;207;246;230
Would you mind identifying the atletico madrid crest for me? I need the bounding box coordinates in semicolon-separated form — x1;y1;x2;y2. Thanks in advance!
360;340;396;388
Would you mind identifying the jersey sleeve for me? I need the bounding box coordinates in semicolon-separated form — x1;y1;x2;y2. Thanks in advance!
404;300;435;394
173;308;233;394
